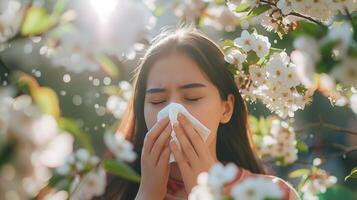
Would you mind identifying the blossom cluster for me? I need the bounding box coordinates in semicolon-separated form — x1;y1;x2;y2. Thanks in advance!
260;119;298;165
106;80;133;119
0;87;74;199
189;162;284;200
0;0;26;44
225;30;308;118
301;168;337;200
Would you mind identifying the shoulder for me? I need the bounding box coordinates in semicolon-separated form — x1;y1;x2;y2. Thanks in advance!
227;167;301;200
263;174;301;200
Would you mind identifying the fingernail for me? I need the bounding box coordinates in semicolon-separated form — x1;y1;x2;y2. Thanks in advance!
178;113;183;121
173;122;179;129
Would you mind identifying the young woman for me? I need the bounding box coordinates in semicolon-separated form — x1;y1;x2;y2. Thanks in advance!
100;26;300;200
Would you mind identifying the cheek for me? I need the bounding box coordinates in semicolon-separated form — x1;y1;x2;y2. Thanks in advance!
144;103;159;130
189;98;222;140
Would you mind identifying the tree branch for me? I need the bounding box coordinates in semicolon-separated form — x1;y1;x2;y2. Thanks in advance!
294;117;357;136
287;12;324;26
260;0;324;26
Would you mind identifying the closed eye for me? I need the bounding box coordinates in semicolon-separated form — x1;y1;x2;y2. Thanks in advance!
150;98;202;105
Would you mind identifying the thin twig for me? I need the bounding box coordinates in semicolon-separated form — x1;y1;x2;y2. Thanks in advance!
260;0;324;26
287;12;324;26
294;116;357;136
309;144;357;155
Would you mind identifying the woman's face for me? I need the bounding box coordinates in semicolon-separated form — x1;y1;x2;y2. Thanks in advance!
143;52;234;151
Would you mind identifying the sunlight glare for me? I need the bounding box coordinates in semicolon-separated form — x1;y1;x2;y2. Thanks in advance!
90;0;118;22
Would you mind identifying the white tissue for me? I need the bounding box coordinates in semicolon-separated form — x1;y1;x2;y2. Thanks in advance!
157;102;211;163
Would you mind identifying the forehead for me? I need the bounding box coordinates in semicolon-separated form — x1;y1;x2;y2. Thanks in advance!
146;52;210;87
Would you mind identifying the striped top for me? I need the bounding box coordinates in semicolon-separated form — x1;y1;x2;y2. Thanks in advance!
165;166;301;200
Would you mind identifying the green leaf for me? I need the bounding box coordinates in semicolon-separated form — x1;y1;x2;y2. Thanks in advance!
258;116;270;135
317;185;356;200
16;73;39;94
58;117;94;154
223;197;234;200
295;84;307;94
153;5;166;16
345;167;357;181
48;174;72;191
275;156;285;166
32;87;61;118
246;51;260;65
21;6;57;36
15;73;60;117
52;0;70;17
316;40;339;73
215;0;226;5
350;13;357;42
289;169;310;178
235;3;251;13
0;141;16;169
297;174;309;192
296;139;309;153
320;40;338;57
220;39;234;49
291;21;327;39
96;54;120;78
246;4;271;19
104;160;141;183
50;23;76;39
347;42;357;57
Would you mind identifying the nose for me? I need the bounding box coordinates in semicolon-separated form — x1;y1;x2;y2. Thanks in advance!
167;93;184;106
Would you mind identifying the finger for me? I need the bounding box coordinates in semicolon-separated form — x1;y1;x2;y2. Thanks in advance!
169;140;190;173
157;146;171;168
151;122;172;164
173;122;198;163
142;116;170;155
177;113;207;157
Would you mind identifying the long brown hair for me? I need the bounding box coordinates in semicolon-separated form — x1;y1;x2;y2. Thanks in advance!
101;25;266;200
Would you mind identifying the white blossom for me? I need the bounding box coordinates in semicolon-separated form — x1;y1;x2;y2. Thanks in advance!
224;49;247;69
277;0;293;15
0;0;26;43
104;132;137;162
249;65;267;85
189;173;215;200
203;5;238;32
48;0;156;72
106;95;128;119
260;119;298;165
301;169;337;200
252;35;271;58
56;148;100;176
189;162;240;200
231;176;283;200
174;0;205;22
325;22;353;58
70;168;106;200
234;30;256;52
207;162;238;189
331;57;357;87
350;93;357;115
48;31;100;73
0;91;73;198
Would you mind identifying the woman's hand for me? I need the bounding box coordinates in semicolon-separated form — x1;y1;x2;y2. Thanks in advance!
136;116;172;200
169;113;217;194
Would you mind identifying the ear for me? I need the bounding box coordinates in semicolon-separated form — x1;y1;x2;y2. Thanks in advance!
220;94;235;124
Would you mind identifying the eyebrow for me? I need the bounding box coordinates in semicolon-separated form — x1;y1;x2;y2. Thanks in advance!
146;83;207;94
